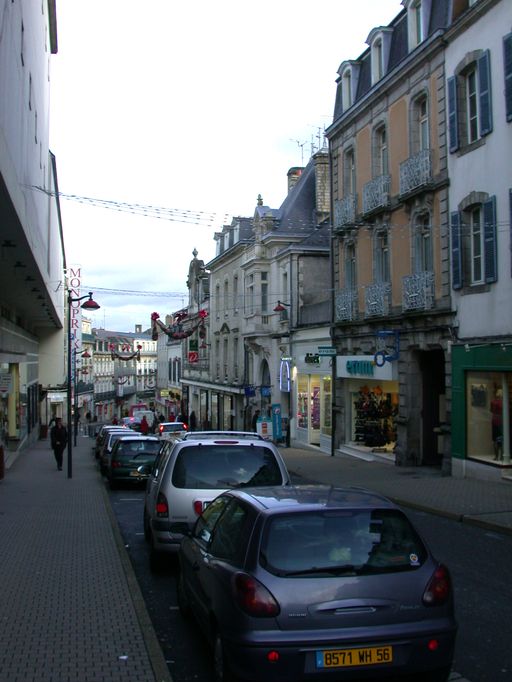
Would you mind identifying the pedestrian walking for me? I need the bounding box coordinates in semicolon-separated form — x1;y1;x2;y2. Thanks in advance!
50;417;68;471
251;409;260;432
189;411;197;432
139;415;149;435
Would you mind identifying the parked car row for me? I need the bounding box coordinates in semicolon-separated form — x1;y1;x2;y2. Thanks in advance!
93;425;457;681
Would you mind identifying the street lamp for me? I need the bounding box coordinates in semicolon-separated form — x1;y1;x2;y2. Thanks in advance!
67;291;100;479
73;349;91;446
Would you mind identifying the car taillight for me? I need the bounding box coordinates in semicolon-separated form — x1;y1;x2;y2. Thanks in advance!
183;424;188;430
111;459;121;468
159;424;163;434
193;500;205;515
423;564;452;606
233;573;280;617
156;492;169;518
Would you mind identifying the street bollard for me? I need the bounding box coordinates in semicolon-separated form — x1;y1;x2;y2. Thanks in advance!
0;444;4;480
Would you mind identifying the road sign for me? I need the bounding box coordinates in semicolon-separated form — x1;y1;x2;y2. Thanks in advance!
318;346;336;356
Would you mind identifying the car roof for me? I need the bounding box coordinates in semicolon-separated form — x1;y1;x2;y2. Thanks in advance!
181;430;264;441
226;484;398;513
115;435;159;442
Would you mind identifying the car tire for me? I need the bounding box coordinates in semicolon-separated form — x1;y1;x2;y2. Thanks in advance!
213;632;238;682
177;573;191;619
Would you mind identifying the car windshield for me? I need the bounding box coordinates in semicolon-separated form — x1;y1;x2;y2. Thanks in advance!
260;509;427;577
172;445;283;489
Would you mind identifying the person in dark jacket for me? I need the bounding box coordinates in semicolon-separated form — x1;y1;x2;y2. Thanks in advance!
189;411;197;431
50;417;68;471
139;415;149;435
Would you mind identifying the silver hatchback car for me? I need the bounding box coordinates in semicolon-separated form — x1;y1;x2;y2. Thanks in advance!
178;485;457;682
142;435;291;569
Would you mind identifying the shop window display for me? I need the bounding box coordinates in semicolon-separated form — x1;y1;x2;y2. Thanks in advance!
352;386;398;449
466;371;510;462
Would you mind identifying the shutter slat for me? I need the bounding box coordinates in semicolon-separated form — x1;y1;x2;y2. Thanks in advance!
451;212;462;290
447;77;459;152
504;34;512;122
483;196;497;284
478;51;493;136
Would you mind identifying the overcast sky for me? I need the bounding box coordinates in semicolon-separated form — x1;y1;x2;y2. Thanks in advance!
50;0;402;332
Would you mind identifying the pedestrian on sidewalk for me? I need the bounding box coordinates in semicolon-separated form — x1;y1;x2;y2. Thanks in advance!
139;415;149;435
50;417;68;471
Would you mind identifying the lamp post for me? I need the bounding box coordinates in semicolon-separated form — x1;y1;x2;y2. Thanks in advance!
73;349;91;446
67;291;100;479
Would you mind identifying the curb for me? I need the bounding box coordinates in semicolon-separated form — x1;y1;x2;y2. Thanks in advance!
101;478;173;682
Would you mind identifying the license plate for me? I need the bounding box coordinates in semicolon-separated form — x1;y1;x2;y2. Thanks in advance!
316;646;392;668
130;470;142;478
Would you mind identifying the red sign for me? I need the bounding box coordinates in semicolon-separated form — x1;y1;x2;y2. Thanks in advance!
188;351;199;363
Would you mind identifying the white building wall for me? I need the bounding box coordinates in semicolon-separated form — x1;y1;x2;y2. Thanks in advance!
446;0;512;338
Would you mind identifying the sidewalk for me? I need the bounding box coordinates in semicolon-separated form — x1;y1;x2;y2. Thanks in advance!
281;443;512;536
0;434;172;682
1;436;509;682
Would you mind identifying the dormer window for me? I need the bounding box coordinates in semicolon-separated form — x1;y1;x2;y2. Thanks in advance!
342;69;352;110
337;61;361;113
366;27;393;85
403;0;430;50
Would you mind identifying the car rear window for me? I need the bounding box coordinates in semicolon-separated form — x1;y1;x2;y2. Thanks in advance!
260;509;427;577
171;445;283;489
114;441;161;459
163;424;185;432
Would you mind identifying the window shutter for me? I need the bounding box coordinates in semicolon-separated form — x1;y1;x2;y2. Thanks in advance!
447;76;459;152
478;50;493;136
483;196;497;284
509;189;512;277
504;34;512;122
451;211;462;290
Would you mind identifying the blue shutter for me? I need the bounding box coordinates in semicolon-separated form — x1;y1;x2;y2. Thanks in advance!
483;196;497;284
451;211;462;290
447;76;459;152
504;34;512;122
478;50;493;136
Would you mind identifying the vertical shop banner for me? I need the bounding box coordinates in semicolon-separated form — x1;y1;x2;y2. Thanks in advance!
68;266;83;386
271;404;283;441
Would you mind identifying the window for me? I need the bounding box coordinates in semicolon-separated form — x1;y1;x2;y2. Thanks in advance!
406;0;423;50
470;207;483;284
448;51;493;152
245;274;254;315
372;39;383;84
411;94;429;153
451;195;497;290
342;69;352;110
414;213;433;273
343;148;356;195
261;272;268;313
210;500;250;564
223;279;229;317
233;275;239;314
345;243;357;288
215;283;220;320
374;125;388;177
504;33;512;122
375;231;390;283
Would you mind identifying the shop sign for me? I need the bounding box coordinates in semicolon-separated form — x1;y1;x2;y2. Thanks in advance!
188;351;199;363
337;355;396;381
279;360;291;392
0;372;12;397
305;353;320;364
160;389;169;397
318;346;336;356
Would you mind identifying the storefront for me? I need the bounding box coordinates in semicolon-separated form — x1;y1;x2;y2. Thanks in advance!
337;355;399;454
294;348;332;452
452;343;512;479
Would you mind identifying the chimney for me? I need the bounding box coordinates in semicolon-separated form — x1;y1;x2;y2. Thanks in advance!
313;150;330;220
135;324;142;333
287;166;303;193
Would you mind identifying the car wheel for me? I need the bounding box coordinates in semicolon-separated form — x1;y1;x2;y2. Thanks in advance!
213;632;237;682
177;572;191;619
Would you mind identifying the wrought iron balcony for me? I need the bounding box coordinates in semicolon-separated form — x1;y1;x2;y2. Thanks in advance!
335;287;358;322
362;175;391;215
334;195;358;229
364;282;391;318
399;149;432;196
402;270;435;311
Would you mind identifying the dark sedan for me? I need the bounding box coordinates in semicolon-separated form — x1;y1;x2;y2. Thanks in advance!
178;485;457;682
106;435;161;489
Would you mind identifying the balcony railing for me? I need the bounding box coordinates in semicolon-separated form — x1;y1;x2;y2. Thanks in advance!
364;282;391;318
335;287;358;322
334;195;358;229
402;271;435;311
399;149;432;196
362;175;391;215
183;359;210;371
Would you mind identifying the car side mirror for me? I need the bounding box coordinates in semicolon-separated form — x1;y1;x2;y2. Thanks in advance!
137;464;151;476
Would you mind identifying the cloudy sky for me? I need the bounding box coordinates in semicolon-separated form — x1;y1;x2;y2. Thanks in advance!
50;0;402;332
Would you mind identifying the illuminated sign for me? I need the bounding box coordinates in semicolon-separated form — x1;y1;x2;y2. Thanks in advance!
279;359;291;392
